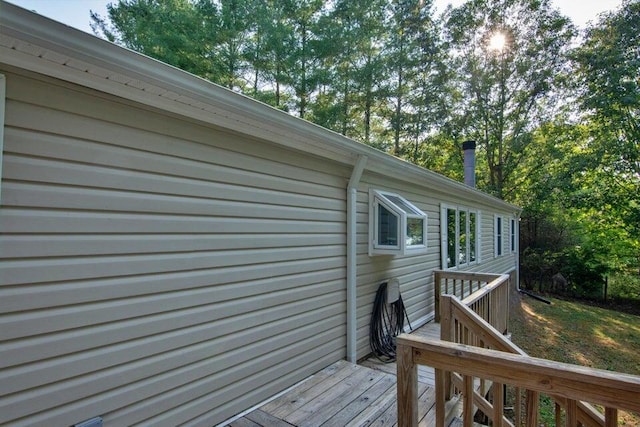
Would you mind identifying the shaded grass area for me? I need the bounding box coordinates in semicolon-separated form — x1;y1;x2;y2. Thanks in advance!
509;292;640;425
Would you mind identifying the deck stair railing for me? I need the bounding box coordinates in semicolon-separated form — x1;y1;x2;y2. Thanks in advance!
396;334;640;427
396;270;640;426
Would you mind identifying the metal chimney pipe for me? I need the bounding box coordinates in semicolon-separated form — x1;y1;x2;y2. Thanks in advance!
462;140;476;187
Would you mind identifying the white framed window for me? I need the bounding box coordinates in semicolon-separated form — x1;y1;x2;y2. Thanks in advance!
495;215;503;257
369;190;427;256
510;218;517;253
441;204;480;269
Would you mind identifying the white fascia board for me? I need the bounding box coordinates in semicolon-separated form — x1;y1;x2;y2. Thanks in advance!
0;1;520;214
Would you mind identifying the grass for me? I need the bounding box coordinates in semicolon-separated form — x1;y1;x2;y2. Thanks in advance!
509;292;640;425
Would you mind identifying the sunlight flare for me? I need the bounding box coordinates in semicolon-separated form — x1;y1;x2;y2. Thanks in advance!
489;31;507;52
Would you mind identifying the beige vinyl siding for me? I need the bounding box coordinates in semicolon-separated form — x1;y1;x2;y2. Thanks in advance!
481;212;518;274
0;70;348;426
355;174;441;359
354;174;517;359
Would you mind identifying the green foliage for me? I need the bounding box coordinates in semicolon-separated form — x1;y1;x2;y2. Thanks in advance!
608;273;640;301
560;245;608;298
92;0;212;76
573;0;640;180
90;0;639;285
442;0;575;200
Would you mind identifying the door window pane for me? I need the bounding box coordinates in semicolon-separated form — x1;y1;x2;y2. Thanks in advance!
459;211;467;265
469;212;477;262
447;208;456;268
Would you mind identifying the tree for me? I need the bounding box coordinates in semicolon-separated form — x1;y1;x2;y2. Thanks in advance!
215;0;253;90
281;0;325;119
574;0;639;179
571;0;640;276
92;0;213;78
245;1;294;108
400;0;446;162
442;0;575;200
316;0;388;141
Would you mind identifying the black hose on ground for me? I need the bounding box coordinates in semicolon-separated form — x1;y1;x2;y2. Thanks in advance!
369;281;413;363
519;289;552;304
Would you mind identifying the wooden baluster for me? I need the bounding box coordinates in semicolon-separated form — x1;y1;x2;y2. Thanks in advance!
605;407;618;427
485;297;489;323
434;272;441;322
464;375;474;427
566;399;577;426
515;387;522;427
526;390;539;427
555;402;562;426
493;383;504;427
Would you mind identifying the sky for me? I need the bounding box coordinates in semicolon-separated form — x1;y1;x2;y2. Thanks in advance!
4;0;624;36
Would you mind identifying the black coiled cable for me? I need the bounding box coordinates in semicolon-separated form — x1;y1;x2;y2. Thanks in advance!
369;281;412;363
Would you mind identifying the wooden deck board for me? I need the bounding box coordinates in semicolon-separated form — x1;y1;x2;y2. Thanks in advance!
286;367;384;426
244;410;294;427
325;375;396;427
264;361;360;419
225;322;446;427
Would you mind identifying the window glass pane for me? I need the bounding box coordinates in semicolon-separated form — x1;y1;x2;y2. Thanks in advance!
511;219;516;252
378;204;398;246
385;194;423;215
447;208;456;268
459;211;467;265
496;217;503;256
406;217;424;246
469;212;477;262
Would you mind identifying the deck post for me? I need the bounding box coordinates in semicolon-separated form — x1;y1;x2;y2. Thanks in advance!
397;340;418;427
463;374;474;426
435;368;446;427
440;295;454;400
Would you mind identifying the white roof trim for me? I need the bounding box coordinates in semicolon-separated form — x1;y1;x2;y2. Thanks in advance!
0;0;519;212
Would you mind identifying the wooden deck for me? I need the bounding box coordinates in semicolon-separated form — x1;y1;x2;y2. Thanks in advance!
226;323;459;427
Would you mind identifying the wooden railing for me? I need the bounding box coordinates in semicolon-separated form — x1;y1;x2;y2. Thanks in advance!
434;270;510;334
439;295;605;427
397;335;640;427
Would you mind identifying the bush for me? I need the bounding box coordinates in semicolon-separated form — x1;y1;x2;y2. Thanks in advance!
608;273;640;301
559;245;608;298
520;245;609;298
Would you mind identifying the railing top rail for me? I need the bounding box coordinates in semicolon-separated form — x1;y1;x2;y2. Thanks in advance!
433;270;501;283
397;334;640;414
461;273;510;306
